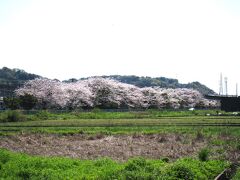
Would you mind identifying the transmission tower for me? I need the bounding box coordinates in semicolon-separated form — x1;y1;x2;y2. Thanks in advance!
236;83;238;96
224;77;228;95
219;73;223;95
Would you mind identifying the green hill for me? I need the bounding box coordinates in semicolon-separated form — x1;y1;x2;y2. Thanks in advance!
0;67;40;96
78;75;215;95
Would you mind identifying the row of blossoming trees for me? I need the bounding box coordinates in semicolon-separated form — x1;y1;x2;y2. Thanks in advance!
15;78;218;110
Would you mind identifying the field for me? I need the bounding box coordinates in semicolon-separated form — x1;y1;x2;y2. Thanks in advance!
0;110;240;179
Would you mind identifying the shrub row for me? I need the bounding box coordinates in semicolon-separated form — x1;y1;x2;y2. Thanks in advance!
0;110;26;122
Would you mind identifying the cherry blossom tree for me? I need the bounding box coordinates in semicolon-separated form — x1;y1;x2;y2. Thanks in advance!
15;78;219;109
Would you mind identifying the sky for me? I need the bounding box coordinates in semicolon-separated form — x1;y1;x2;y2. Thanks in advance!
0;0;240;95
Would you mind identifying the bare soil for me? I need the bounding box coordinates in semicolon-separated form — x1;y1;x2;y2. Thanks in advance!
0;133;209;161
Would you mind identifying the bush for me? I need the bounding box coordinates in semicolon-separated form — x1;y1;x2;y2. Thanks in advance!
118;157;157;179
170;164;195;180
198;148;210;161
3;97;20;110
0;110;26;122
92;108;102;113
124;157;149;171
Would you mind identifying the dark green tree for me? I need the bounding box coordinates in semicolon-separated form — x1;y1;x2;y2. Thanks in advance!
19;94;38;110
3;97;20;110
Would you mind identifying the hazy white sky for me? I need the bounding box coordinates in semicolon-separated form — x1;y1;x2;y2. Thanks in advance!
0;0;240;94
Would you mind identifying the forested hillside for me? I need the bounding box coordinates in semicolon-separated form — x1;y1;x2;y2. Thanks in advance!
78;75;215;95
0;67;40;96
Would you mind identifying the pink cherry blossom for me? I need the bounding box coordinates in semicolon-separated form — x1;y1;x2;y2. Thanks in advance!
15;78;219;109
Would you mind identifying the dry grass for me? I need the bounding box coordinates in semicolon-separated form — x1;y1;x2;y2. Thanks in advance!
0;133;209;161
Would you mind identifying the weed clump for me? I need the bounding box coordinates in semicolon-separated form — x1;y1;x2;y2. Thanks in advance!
198;148;210;161
195;131;204;141
236;144;240;151
170;164;195;180
161;157;170;163
34;110;50;120
158;134;167;143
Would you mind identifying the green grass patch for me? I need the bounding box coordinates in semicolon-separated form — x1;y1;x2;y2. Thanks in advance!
0;149;229;179
1;109;236;121
233;167;240;180
210;139;225;146
1;126;240;138
1;116;240;128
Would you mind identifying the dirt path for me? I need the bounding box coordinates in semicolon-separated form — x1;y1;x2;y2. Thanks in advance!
0;133;209;161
